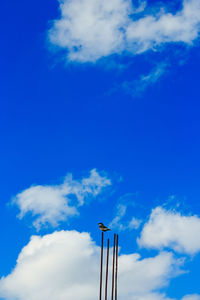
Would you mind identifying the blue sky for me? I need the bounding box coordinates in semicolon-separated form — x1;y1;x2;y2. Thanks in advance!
1;0;200;299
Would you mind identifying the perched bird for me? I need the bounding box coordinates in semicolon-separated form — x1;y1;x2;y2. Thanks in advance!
98;222;111;232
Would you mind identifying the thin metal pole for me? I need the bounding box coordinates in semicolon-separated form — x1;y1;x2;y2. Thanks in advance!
99;232;104;300
115;234;119;300
105;239;109;300
111;234;116;300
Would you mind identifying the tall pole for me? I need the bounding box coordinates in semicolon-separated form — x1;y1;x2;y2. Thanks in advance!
115;234;119;300
99;232;104;300
111;234;116;300
105;239;109;300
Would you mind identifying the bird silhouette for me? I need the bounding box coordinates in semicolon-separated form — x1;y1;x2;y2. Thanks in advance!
98;222;111;232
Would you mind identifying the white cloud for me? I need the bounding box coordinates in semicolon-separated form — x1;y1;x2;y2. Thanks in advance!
129;293;174;300
49;0;131;62
138;207;200;255
13;169;111;230
109;203;127;230
119;251;182;299
121;63;167;96
48;0;200;63
126;0;200;52
0;231;98;300
182;295;200;300
0;230;182;300
109;203;142;231
128;217;142;230
109;194;142;231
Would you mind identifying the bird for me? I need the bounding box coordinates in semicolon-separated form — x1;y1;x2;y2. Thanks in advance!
98;222;111;232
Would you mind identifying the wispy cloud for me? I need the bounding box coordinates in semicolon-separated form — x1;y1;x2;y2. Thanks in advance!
12;169;111;230
109;193;142;231
48;0;200;63
121;62;167;96
182;295;200;300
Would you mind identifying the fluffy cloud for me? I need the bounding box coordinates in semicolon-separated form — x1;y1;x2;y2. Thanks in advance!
138;207;200;255
49;0;131;62
13;169;111;230
126;0;200;52
0;230;182;300
119;251;182;299
49;0;200;63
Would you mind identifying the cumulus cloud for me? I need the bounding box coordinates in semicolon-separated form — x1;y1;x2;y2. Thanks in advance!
119;251;182;299
138;207;200;255
13;169;111;230
0;230;182;300
126;0;200;52
49;0;132;62
48;0;200;63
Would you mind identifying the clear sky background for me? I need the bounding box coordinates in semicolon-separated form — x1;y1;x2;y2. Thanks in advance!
1;0;200;299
